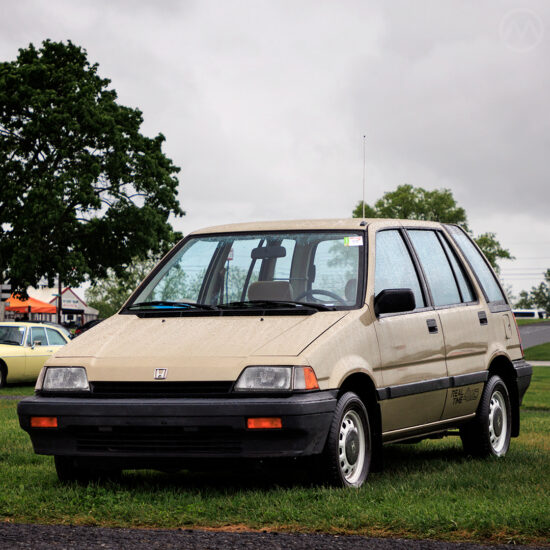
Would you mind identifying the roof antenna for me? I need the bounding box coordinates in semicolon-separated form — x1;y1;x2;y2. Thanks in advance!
361;134;367;225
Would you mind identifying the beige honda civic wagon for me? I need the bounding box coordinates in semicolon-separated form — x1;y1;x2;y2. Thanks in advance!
18;219;532;487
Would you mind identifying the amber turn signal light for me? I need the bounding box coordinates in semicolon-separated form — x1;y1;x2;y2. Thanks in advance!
302;367;319;390
247;417;282;429
30;416;58;428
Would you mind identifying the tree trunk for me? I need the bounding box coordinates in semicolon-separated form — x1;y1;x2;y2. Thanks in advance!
57;277;62;325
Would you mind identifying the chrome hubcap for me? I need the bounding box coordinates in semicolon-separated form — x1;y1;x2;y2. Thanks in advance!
489;390;507;455
338;409;365;484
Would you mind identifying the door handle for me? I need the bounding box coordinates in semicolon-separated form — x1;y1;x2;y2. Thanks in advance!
478;311;488;326
426;318;438;334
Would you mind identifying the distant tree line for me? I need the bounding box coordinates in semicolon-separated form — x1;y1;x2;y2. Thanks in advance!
352;184;513;272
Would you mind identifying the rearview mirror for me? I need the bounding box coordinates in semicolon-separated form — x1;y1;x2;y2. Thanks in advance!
251;245;286;260
374;288;416;316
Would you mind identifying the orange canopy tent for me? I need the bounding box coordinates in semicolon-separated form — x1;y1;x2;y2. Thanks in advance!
5;294;57;314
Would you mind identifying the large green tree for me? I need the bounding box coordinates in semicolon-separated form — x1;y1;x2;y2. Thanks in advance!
0;40;183;294
85;257;158;318
353;185;512;271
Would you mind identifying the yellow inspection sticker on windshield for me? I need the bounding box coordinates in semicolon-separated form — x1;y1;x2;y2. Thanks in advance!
344;236;363;247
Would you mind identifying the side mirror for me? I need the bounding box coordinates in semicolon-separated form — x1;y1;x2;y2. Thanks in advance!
374;288;416;316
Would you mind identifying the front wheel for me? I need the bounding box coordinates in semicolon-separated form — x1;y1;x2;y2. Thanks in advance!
460;375;512;457
54;456;119;483
321;392;372;487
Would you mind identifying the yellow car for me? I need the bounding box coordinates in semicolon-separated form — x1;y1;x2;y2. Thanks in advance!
0;322;70;387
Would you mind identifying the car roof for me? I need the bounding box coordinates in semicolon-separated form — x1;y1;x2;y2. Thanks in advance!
0;321;62;329
189;218;445;235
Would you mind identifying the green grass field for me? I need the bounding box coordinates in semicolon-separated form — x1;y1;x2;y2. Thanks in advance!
516;318;550;326
525;342;550;362
0;369;548;545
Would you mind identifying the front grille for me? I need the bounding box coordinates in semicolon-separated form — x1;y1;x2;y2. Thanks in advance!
89;381;233;398
74;426;242;455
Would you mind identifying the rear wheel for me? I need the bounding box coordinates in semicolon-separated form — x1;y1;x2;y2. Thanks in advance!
460;375;512;457
321;392;372;487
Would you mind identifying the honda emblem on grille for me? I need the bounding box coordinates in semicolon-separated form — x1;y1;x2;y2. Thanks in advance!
154;368;168;380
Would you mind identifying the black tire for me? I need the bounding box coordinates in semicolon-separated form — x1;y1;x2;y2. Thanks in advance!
460;375;512;458
321;391;372;488
54;456;118;483
0;364;6;388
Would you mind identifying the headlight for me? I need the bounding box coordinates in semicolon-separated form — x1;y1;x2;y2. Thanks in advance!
234;366;318;392
43;367;89;392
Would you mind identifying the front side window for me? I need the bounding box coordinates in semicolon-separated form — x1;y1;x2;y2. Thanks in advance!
129;231;365;312
375;230;425;308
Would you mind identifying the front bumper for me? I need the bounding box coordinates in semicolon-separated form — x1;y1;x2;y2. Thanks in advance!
17;392;337;464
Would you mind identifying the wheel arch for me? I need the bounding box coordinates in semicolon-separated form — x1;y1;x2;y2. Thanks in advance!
488;354;520;437
337;372;383;468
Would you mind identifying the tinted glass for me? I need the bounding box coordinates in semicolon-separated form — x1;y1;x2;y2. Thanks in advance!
445;225;505;303
375;230;425;308
439;235;475;302
46;328;66;346
407;230;461;307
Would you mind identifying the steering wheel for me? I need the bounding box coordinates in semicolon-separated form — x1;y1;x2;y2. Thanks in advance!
295;288;346;305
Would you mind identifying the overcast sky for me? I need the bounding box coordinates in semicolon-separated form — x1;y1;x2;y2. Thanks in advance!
1;0;548;297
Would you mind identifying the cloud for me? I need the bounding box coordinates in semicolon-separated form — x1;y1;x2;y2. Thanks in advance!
1;0;548;294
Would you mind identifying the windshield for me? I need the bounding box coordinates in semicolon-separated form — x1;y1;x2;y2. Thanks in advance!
128;231;365;313
0;325;25;346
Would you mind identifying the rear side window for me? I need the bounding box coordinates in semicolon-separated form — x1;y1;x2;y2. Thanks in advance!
407;230;461;307
439;235;475;302
445;225;505;303
46;328;66;346
375;230;425;308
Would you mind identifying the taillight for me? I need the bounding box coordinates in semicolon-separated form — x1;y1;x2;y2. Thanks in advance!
512;316;524;357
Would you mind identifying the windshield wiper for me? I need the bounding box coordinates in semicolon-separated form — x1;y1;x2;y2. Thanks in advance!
219;300;335;312
127;301;218;311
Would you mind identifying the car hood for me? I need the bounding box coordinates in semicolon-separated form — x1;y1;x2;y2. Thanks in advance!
50;311;348;381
